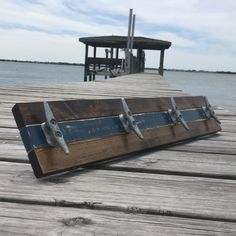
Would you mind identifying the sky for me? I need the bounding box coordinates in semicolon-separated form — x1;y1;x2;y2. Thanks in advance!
0;0;235;71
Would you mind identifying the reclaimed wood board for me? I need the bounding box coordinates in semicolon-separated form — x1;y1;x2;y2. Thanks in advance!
12;96;221;177
12;96;205;129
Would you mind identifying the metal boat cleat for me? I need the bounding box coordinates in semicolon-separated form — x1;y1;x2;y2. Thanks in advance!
41;102;70;155
203;96;221;124
119;98;143;139
169;97;190;130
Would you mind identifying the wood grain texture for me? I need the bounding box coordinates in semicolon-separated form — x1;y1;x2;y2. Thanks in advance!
167;139;236;154
102;149;236;178
29;119;221;177
12;96;206;130
1;161;236;222
1;202;236;236
0;72;235;235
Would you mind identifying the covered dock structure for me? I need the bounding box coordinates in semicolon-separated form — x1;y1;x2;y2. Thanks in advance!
79;35;171;81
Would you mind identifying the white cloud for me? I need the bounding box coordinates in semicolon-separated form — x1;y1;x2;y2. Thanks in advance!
145;48;236;71
0;0;235;70
0;28;84;63
153;32;197;48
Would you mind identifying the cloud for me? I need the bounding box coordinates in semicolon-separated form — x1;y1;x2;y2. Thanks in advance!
153;32;197;48
0;28;84;63
0;0;235;70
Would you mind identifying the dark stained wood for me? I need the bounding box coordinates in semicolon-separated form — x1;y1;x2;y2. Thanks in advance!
29;119;220;177
12;96;206;130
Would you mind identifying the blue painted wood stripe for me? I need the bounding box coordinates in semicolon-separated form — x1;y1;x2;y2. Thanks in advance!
20;108;206;153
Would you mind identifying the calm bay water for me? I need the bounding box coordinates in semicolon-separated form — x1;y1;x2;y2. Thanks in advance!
0;61;85;86
164;70;236;112
0;61;236;112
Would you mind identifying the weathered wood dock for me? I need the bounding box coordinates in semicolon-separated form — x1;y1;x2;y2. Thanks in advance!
1;73;236;235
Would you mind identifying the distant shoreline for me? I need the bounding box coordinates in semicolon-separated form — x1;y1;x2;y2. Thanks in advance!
1;59;235;74
147;67;236;75
0;59;84;67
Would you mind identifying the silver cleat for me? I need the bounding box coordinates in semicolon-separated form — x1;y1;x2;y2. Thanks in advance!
169;97;190;130
119;98;143;139
41;101;70;155
203;96;221;124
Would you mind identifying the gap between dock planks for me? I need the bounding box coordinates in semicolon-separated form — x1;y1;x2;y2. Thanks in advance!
1;161;236;222
0;73;236;234
0;202;236;236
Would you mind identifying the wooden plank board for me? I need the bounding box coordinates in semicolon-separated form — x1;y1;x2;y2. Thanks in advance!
12;96;221;177
221;122;236;130
202;132;236;142
1;72;236;236
1;162;236;222
0;143;27;162
2;125;236;143
29;119;220;177
102;149;236;178
1;202;236;236
0;139;236;179
12;96;206;129
0;127;20;141
167;139;236;155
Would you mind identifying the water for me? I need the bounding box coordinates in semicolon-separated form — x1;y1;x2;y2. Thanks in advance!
0;61;236;112
0;61;85;86
164;71;236;112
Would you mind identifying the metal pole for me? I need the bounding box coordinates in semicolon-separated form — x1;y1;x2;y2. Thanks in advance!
130;14;136;55
130;14;136;74
126;8;133;74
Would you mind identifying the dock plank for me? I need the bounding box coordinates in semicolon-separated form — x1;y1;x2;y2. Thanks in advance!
102;149;236;179
0;72;236;234
1;202;236;236
167;139;236;155
1;161;236;222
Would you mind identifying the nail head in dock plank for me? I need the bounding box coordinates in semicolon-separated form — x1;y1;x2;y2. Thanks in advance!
1;72;236;235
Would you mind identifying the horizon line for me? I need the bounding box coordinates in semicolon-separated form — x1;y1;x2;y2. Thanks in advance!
0;58;235;74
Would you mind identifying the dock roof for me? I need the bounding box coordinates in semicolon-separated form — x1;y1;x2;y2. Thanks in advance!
79;35;171;50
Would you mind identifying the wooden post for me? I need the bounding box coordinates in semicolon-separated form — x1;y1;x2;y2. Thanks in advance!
125;8;133;74
105;49;108;79
137;48;141;72
130;14;136;55
84;44;88;82
110;48;114;70
93;46;96;81
159;49;165;76
115;48;119;69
